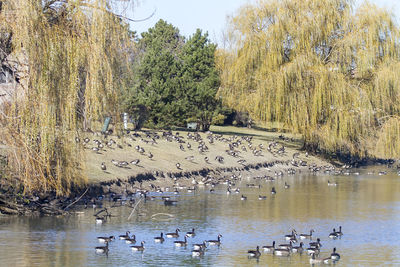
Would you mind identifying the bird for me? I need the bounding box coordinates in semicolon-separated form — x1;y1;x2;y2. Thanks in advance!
329;228;338;239
262;241;275;252
204;157;209;163
148;152;153;159
166;228;180;238
119;231;131;240
285;230;297;240
328;180;337;186
330;247;341;261
192;247;205;257
176;163;182;169
97;236;115;243
241;195;247;200
207;234;222;245
299;229;314;239
247;246;261;258
291;242;304;253
174;235;188;247
193;241;207;250
95;240;109;254
131;241;145;252
335;226;343;236
186;228;196;237
279;240;293;250
284;182;290;189
258;195;267;200
101;162;106;171
95;217;105;224
271;187;277;194
154;233;165;243
274;247;290;256
125;234;136;244
130;159;140;166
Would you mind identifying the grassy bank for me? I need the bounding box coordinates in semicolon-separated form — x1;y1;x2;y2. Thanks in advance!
84;125;327;184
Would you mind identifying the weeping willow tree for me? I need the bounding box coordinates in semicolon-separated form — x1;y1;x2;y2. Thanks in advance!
0;0;135;195
217;0;400;159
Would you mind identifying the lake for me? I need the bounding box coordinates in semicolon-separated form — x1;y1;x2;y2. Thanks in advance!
0;167;399;266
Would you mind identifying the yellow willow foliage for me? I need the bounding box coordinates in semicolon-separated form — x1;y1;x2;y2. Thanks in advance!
0;0;134;195
216;0;400;159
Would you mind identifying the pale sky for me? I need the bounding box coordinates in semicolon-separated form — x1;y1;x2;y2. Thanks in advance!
124;0;399;43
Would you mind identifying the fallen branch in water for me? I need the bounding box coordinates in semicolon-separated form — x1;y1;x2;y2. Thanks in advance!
127;197;142;220
63;187;89;211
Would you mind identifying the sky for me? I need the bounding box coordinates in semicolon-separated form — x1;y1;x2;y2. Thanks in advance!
123;0;400;44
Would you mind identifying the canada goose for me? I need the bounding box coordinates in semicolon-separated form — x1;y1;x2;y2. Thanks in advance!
101;162;106;171
299;229;314;239
186;228;196;237
166;228;180;238
285;230;297;240
187;187;195;193
97;236;115;243
284;182;290;189
335;226;343;236
271;187;276;194
95;217;105;224
174;235;188;247
309;253;323;264
247;246;261;258
125;235;136;244
207;234;222;245
148;152;153;159
330;247;341;261
192;247;205;257
241;195;247;200
173;188;179;195
234;188;240;193
327;180;337;186
204;157;209;163
95;240;109;254
119;231;131;240
176;163;181;169
258;195;267;200
226;187;231;195
131;241;145;251
262;241;275;252
306;246;320;255
164;200;178;205
309;238;322;248
329;228;338;239
274;247;290;256
154;232;165;243
130;159;140;165
291;242;304;253
279;240;293;250
193;241;207;250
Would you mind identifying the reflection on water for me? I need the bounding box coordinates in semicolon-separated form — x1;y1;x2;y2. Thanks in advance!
0;168;399;266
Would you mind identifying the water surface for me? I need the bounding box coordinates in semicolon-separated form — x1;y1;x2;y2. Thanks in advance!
0;167;399;266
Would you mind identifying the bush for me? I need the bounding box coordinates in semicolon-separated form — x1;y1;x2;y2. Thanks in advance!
212;114;226;125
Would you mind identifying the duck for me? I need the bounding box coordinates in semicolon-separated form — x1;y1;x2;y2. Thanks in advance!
291;242;304;253
274;247;290;256
299;229;314;239
193;241;207;250
247;246;261;258
97;236;115;243
166;228;180;238
329;228;338;239
154;232;165;243
207;234;222;245
119;231;131;240
330;247;341;261
262;241;275;252
284;182;290;189
271;187;277;194
309;238;322;248
174;235;188;247
131;241;145;251
95;240;109;254
258;195;267;200
241;195;247;200
186;228;196;237
125;234;136;244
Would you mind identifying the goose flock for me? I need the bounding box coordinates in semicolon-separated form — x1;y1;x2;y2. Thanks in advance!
95;227;222;258
248;227;343;264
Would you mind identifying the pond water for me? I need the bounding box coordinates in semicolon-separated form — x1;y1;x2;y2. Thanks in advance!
0;167;399;266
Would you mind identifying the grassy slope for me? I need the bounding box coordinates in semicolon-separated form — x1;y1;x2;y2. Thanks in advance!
84;125;326;184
